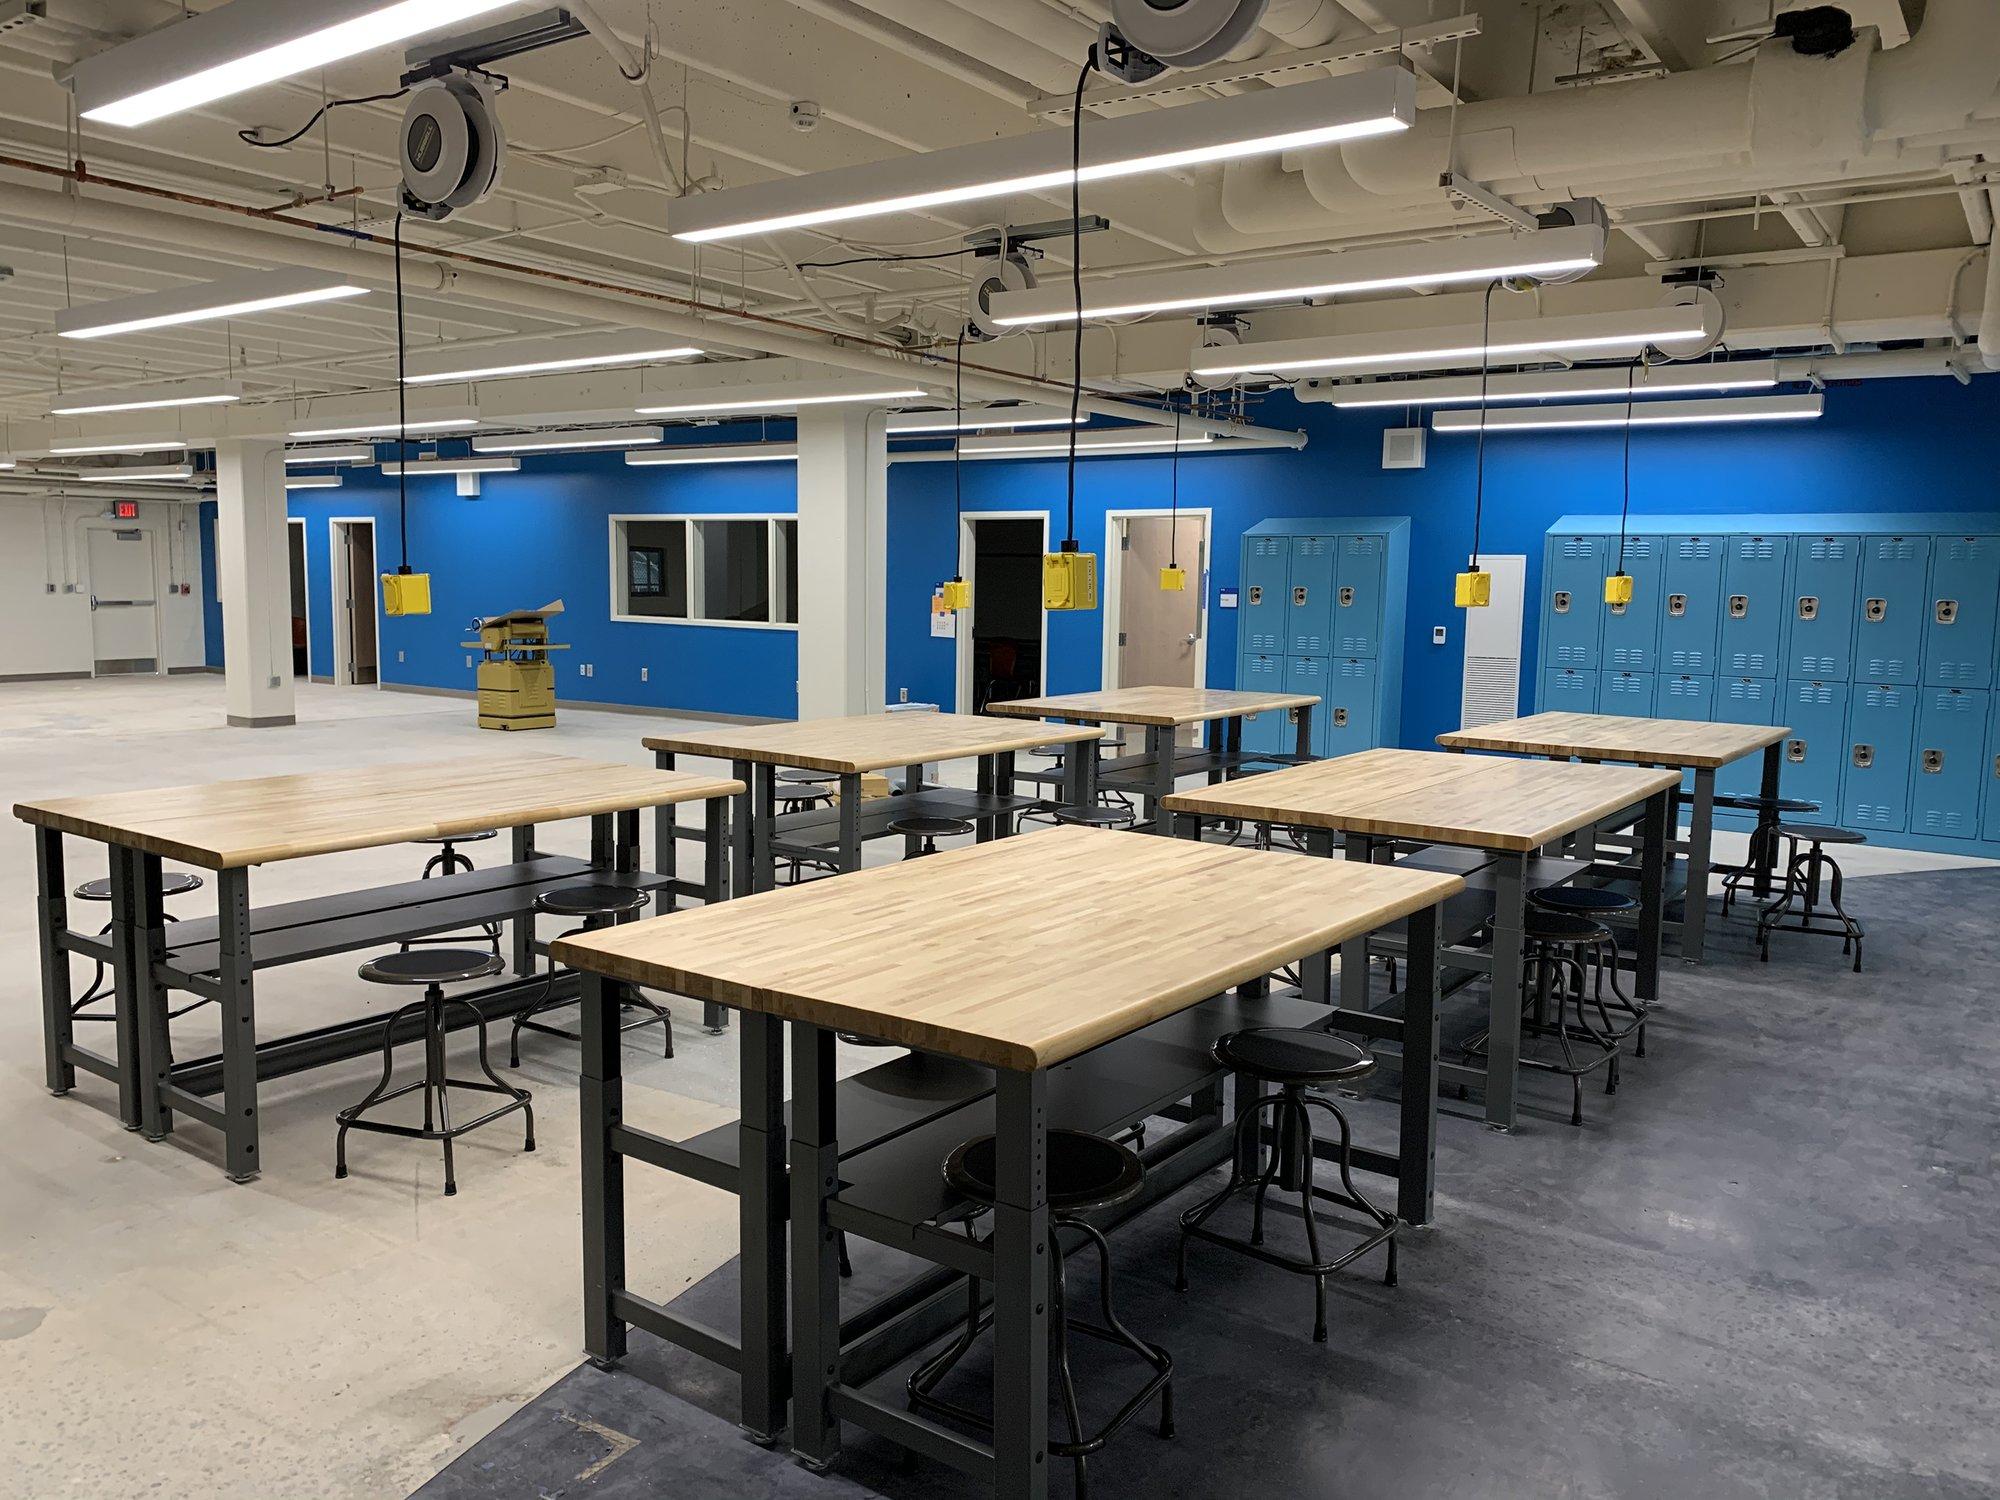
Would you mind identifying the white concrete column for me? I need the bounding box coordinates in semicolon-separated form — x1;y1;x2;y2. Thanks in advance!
214;438;297;727
794;407;888;719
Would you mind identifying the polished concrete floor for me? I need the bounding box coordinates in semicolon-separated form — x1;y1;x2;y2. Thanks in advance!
3;674;1995;1499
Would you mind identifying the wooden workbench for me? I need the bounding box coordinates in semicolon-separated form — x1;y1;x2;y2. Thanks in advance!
17;754;741;1180
1436;711;1792;963
1165;749;1681;1131
553;826;1464;1495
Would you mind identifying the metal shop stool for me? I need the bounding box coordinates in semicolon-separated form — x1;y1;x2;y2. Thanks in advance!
772;782;840;884
778;768;838;790
1051;804;1137;831
406;829;503;955
888;814;973;857
510;885;668;1067
1176;1029;1397;1344
335;949;534;1196
1467;910;1624;1126
1528;885;1649;1056
1714;795;1822;917
909;1130;1174;1499
1756;823;1866;972
69;871;207;1022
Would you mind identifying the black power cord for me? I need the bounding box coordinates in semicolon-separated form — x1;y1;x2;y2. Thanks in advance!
239;88;412;149
1469;277;1500;571
951;325;966;588
1615;360;1637;578
1061;47;1098;553
393;211;413;575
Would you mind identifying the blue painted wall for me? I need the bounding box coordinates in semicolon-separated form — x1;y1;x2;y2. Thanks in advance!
206;376;2000;743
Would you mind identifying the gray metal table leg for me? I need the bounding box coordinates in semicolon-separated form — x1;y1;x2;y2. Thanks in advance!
1339;834;1374;1014
35;828;75;1096
1682;768;1716;964
995;753;1015;836
974;756;995;843
654;749;679;907
703;796;729;1032
731;761;755;900
579;971;628;1369
1294;702;1315;760
738;1011;786;1443
132;853;173;1141
511;825;537;977
1638;791;1668;1008
106;844;144;1130
789;1022;842;1470
1485;850;1527;1132
753;765;778;892
1399;902;1442;1226
216;865;260;1182
992;1067;1051;1500
1147;723;1176;834
1755;742;1783;899
837;773;862;872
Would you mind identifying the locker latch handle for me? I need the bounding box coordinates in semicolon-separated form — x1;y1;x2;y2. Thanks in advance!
1993;754;2000;781
1786;739;1807;764
1864;597;1887;622
1797;596;1819;620
1728;595;1748;619
1852;744;1874;769
1338;585;1355;607
1921;748;1945;774
1553;590;1572;614
1667;594;1688;617
1332;707;1349;728
1936;599;1958;625
1247;585;1262;606
1292;586;1308;606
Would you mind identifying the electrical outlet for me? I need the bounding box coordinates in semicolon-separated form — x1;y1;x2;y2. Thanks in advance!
1432;626;1447;645
466;654;474;668
640;666;648;682
397;650;405;663
900;687;909;703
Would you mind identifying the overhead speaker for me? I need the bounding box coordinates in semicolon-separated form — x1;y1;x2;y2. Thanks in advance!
967;251;1037;342
400;73;506;222
1109;0;1270;69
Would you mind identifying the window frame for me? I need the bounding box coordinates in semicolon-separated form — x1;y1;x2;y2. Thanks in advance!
608;512;800;630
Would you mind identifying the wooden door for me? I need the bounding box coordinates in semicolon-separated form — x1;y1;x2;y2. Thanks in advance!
1118;515;1207;744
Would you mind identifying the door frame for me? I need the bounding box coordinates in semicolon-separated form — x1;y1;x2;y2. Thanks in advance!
955;510;1050;715
286;517;312;680
1100;507;1213;695
82;517;168;677
326;516;381;689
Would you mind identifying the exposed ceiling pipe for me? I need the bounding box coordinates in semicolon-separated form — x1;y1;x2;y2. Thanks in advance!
1980;229;2000;369
1864;0;2000;140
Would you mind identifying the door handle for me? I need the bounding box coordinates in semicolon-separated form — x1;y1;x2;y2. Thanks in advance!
1921;749;1945;774
1864;597;1887;622
1936;599;1958;624
1728;595;1748;618
1787;738;1807;764
1851;744;1874;769
1292;586;1308;606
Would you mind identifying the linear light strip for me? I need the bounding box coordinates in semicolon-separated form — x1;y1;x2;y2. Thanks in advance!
377;456;521;475
961;434;1217;457
406;341;703;385
625;444;799;466
51;380;243;416
55;269;368;340
887;410;1083;434
51;439;191;456
636;388;926;416
78;464;194;482
1430;394;1825;433
291;417;478;439
1324;360;1780;408
284;444;376;465
285;474;345;489
473;426;666;454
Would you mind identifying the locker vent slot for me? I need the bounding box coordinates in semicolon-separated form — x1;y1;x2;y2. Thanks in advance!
1797;596;1819;620
1787;739;1807;763
1667;594;1687;617
1935;599;1958;624
1728;595;1748;618
1921;749;1944;774
1852;744;1874;769
1864;598;1887;622
1553;590;1571;613
1338;586;1355;607
1740;538;1776;559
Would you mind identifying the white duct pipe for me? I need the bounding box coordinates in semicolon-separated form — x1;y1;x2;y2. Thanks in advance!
1865;0;2000;140
1980;230;2000;369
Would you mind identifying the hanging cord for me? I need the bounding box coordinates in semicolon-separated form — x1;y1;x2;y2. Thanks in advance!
1470;277;1500;570
1062;48;1098;551
1168;402;1182;568
393;211;411;572
1616;360;1637;575
952;325;967;583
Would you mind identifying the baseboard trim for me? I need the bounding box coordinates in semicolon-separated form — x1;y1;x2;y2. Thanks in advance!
377;680;774;724
0;670;91;683
226;713;297;728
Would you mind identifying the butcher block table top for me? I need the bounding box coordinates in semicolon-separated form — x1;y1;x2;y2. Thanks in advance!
1436;712;1789;770
985;686;1320;728
14;754;742;870
551;824;1463;1071
642;711;1104;775
1162;748;1681;853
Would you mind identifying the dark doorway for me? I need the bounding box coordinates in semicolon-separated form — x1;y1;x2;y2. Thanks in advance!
287;519;309;678
965;516;1044;712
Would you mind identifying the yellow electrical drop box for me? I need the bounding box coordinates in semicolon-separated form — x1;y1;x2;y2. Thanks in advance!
1604;572;1635;606
1455;570;1492;609
382;571;432;617
1044;550;1099;611
463;599;566;731
1159;565;1188;592
939;578;972;612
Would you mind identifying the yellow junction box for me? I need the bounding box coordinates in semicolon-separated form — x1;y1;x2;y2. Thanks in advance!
938;579;972;612
1043;550;1099;611
1455;570;1493;609
463;598;566;731
1158;565;1188;592
1604;572;1635;606
381;571;432;617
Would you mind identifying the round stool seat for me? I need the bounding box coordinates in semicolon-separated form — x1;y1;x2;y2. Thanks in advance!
944;1130;1144;1214
1052;805;1134;830
73;871;204;902
412;829;498;847
1530;885;1638;916
1778;822;1866;845
534;883;651;920
359;948;504;986
1523;909;1614;945
889;815;974;839
772;784;832;805
778;768;838;786
1214;1027;1375;1085
1713;793;1819;815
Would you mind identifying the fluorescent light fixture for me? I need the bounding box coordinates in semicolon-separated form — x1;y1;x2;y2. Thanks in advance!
473;426;665;454
284;444;375;465
285;473;345;489
887;407;1083;434
79;463;194;482
50;379;243;416
0;459;17;470
50;439;191;456
290;415;478;439
405;335;703;385
378;455;520;476
625;444;799;467
1323;359;1781;408
55;268;368;340
669;68;1415;244
69;0;525;128
1194;305;1712;379
961;432;1217;458
1432;393;1825;433
637;387;926;417
992;224;1606;327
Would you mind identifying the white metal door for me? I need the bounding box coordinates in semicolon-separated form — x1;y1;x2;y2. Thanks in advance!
88;527;160;673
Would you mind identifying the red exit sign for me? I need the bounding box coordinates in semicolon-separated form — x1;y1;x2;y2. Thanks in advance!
111;500;140;520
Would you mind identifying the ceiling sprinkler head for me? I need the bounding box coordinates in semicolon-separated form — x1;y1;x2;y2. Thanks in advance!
789;100;822;133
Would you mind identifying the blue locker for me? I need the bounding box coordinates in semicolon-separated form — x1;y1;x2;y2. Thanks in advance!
1325;658;1380;756
1924;535;2000;687
1910;687;1989;840
1332;535;1385;657
1781;679;1848;817
1843;682;1917;833
1544;533;1608;669
1242;535;1291;654
1597;671;1655;715
1787;535;1861;679
1542;667;1596;711
1719;534;1789;678
1715;676;1781;800
1855;535;1930;685
1283;655;1332;758
1986;694;2000;843
1659;535;1724;675
1238;653;1287;754
1286;536;1337;655
1602;534;1665;672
